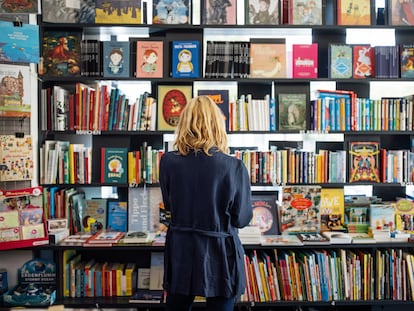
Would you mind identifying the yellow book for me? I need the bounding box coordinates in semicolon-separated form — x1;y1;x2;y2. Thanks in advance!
320;188;345;232
128;151;136;184
124;263;136;296
68;144;75;184
63;250;77;297
258;261;270;301
116;263;125;296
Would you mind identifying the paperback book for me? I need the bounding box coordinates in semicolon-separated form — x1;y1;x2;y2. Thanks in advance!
277;93;307;131
292;43;318;79
337;0;372;25
107;200;128;232
84;231;125;246
202;0;236;24
0;135;33;181
395;198;414;233
296;233;330;245
320;188;346;232
101;147;128;184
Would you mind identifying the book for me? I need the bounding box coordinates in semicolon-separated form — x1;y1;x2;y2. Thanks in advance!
296;233;330;245
344;196;371;233
101;147;128;184
171;40;200;78
121;231;155;244
348;141;381;183
83;199;108;232
370;203;395;231
197;89;230;131
41;31;82;77
149;252;164;290
128;187;150;232
395;198;414;233
401;44;414;79
390;0;414;25
260;234;303;246
0;135;33;181
250;195;279;235
157;84;192;131
84;231;125;245
0;0;37;13
152;0;190;24
249;39;286;78
328;44;353;79
202;0;237;24
292;43;318;79
277;93;307;131
321;231;352;244
289;0;322;25
337;0;372;26
129;289;163;303
278;185;322;234
107;200;128;232
245;0;279;25
0;64;32;118
353;45;375;78
41;0;79;23
103;40;130;78
349;232;376;244
320;188;346;232
59;233;93;246
135;40;164;78
95;0;142;24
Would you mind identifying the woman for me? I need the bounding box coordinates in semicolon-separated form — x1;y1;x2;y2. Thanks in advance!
159;95;253;311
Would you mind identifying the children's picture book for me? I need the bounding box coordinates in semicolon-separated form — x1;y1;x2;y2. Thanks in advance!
0;64;31;118
95;0;142;24
370;203;395;231
249;39;286;78
0;21;39;63
344;195;371;233
84;231;124;245
277;93;307;131
348;141;380;183
83;199;108;232
41;0;79;23
296;233;330;245
152;0;190;24
103;40;130;78
320;188;346;232
353;45;375;78
0;187;43;212
321;231;352;244
171;40;200;78
329;44;352;79
157;84;192;131
107;200;127;232
259;234;303;246
395;198;414;233
41;31;82;77
101;147;128;183
245;0;279;25
20;207;43;226
292;43;318;79
337;0;372;25
197;89;230;131
401;44;414;79
289;0;322;25
0;0;38;13
202;0;237;24
390;0;414;25
0;135;33;181
136;40;164;78
278;185;322;234
249;195;279;235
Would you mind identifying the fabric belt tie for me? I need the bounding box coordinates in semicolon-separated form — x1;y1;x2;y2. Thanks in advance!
169;225;231;238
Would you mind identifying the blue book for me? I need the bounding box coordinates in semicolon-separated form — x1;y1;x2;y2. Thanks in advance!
107;200;128;232
103;40;130;78
171;40;200;78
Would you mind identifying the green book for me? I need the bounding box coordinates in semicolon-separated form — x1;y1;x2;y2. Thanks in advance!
101;147;128;183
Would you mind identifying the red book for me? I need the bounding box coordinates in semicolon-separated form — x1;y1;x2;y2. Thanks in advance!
292;43;318;78
68;94;75;130
88;88;96;130
353;45;375;79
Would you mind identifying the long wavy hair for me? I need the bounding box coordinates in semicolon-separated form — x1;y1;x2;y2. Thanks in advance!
173;95;229;156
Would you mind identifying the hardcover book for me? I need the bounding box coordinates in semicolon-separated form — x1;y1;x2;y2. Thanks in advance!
84;199;108;231
369;203;395;231
84;231;124;245
245;0;279;25
157;84;192;131
0;135;33;181
103;40;130;78
390;0;414;25
329;44;353;79
296;233;330;245
41;0;79;23
401;44;414;78
101;147;128;183
277;93;307;131
353;45;375;78
136;40;164;78
320;188;346;232
259;234;303;246
337;0;372;25
197;89;230;131
107;200;128;232
289;0;322;25
171;40;200;78
0;0;37;13
95;0;142;24
152;0;190;24
292;43;318;79
128;187;150;232
348;141;380;183
41;31;82;77
249;195;279;235
249;39;286;78
202;0;237;25
395;198;414;233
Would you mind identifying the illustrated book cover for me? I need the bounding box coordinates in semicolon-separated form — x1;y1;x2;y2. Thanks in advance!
95;0;142;24
83;199;108;232
103;40;130;78
101;147;128;183
395;198;414;233
277;93;307;131
292;43;318;79
41;31;82;77
84;231;124;244
259;234;303;246
42;0;79;23
0;135;33;182
320;188;346;232
344;196;371;233
389;0;414;25
107;200;127;232
171;40;200;78
329;44;353;79
370;203;395;231
249;39;286;78
202;0;236;25
152;0;190;24
0;21;39;63
136;40;164;78
337;0;372;26
353;45;375;78
348;141;380;183
321;231;352;244
278;185;322;234
197;89;230;131
0;0;38;13
401;44;414;79
0;64;31;118
289;0;322;25
249;195;279;235
296;233;330;245
157;84;192;131
245;0;279;25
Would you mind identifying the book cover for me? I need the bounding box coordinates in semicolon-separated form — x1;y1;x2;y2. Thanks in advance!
0;64;31;117
289;0;322;25
353;45;375;78
136;40;164;78
157;84;192;131
259;234;303;246
321;231;352;244
292;43;318;79
149;252;164;290
348;141;380;183
277;93;307;131
320;188;346;232
0;135;33;181
85;231;125;244
107;200;127;232
401;44;414;78
84;199;107;232
103;40;130;78
197;89;230;131
245;0;279;25
279;185;322;234
390;0;414;25
329;44;353;79
0;0;37;13
344;197;370;233
128;187;150;232
202;0;237;24
95;0;142;24
101;147;128;184
249;39;286;78
0;186;43;212
41;0;79;23
370;203;395;231
130;289;163;303
0;21;39;63
20;207;43;226
296;233;330;245
395;198;414;233
337;0;372;25
152;0;190;24
171;40;200;78
41;31;82;77
250;195;279;235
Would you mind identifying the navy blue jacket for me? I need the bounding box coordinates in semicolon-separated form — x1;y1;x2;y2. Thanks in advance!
159;150;253;298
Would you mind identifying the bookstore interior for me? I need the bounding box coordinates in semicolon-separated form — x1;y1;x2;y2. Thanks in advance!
3;0;414;310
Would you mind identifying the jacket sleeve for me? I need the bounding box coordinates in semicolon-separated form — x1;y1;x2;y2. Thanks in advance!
230;160;253;228
159;155;171;226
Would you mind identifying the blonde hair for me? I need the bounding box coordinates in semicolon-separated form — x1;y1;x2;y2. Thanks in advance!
174;95;229;156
